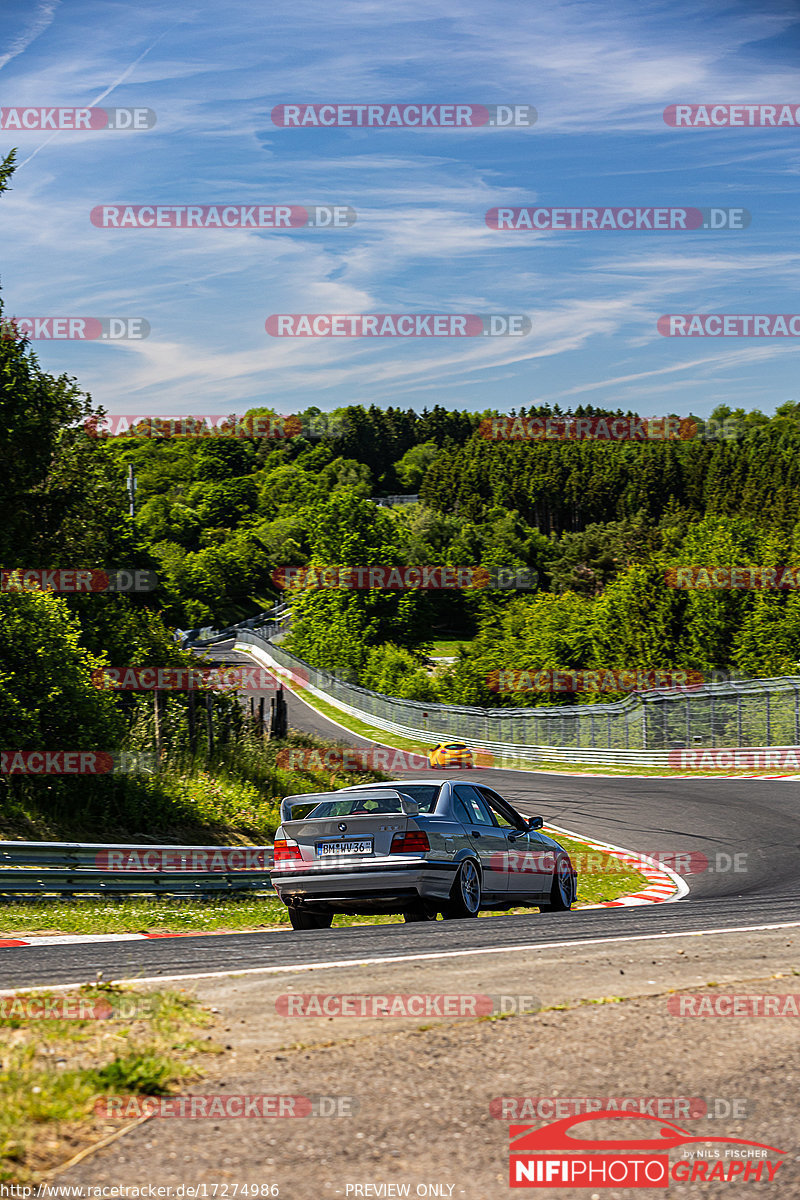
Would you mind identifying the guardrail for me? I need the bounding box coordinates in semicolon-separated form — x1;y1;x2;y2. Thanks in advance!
235;631;800;768
180;604;287;649
179;602;800;765
0;841;275;896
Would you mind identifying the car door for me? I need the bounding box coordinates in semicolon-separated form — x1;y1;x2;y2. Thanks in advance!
478;786;550;896
452;784;509;895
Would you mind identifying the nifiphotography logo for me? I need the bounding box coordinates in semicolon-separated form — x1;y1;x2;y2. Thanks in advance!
508;1111;785;1188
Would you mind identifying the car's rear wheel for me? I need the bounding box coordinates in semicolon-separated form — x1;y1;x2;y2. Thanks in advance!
442;859;481;919
539;854;574;912
287;905;334;930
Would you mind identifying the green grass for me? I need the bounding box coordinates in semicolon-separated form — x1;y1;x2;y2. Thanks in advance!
429;639;470;657
545;830;650;905
0;727;386;844
0;984;215;1183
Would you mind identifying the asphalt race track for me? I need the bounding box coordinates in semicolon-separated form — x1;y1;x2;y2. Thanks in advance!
2;644;799;990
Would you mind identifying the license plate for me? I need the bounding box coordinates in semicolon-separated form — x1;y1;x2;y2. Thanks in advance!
316;839;374;857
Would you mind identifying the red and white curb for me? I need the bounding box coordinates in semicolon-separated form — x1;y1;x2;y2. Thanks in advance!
545;823;688;908
0;831;686;948
0;929;273;948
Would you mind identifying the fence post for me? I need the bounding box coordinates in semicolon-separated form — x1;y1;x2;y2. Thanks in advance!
154;690;165;763
258;697;265;737
765;689;771;747
737;691;743;747
205;693;214;756
270;687;287;739
187;691;197;755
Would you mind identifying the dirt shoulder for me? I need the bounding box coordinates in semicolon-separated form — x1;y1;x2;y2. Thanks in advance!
58;925;800;1198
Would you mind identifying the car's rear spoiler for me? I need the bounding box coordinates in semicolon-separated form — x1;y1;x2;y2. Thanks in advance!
280;788;419;823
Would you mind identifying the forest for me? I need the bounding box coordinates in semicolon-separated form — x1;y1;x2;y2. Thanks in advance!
99;398;800;706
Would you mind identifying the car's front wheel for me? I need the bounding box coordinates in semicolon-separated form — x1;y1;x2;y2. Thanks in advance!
287;905;334;930
442;859;481;919
539;854;574;912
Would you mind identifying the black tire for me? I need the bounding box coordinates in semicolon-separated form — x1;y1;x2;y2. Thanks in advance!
287;906;334;930
442;858;481;919
402;904;438;922
539;853;574;912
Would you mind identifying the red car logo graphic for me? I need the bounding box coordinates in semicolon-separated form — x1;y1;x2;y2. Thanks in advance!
510;1110;784;1154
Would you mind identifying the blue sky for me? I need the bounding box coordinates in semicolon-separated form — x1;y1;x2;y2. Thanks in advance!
1;0;799;420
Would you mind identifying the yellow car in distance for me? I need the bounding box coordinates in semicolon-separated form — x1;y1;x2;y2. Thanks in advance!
428;741;474;769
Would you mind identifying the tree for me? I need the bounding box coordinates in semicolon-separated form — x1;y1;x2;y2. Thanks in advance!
394;441;440;491
0;588;122;747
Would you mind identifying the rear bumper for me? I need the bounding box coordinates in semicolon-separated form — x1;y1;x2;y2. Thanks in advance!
272;857;458;910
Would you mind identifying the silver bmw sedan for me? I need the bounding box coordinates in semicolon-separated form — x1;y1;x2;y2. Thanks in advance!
271;778;577;930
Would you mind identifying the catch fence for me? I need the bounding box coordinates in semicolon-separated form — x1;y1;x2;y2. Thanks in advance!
234;630;800;764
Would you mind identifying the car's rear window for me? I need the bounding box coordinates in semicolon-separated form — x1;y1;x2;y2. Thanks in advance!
304;797;407;818
346;784;441;813
445;743;467;750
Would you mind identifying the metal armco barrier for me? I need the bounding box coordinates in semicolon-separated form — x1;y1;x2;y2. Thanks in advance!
0;841;274;895
234;629;800;767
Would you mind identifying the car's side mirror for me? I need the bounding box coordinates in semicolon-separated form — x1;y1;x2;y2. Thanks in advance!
527;816;544;830
400;796;420;816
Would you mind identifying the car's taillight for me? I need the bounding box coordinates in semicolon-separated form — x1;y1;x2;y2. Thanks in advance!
390;831;430;853
273;837;303;862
